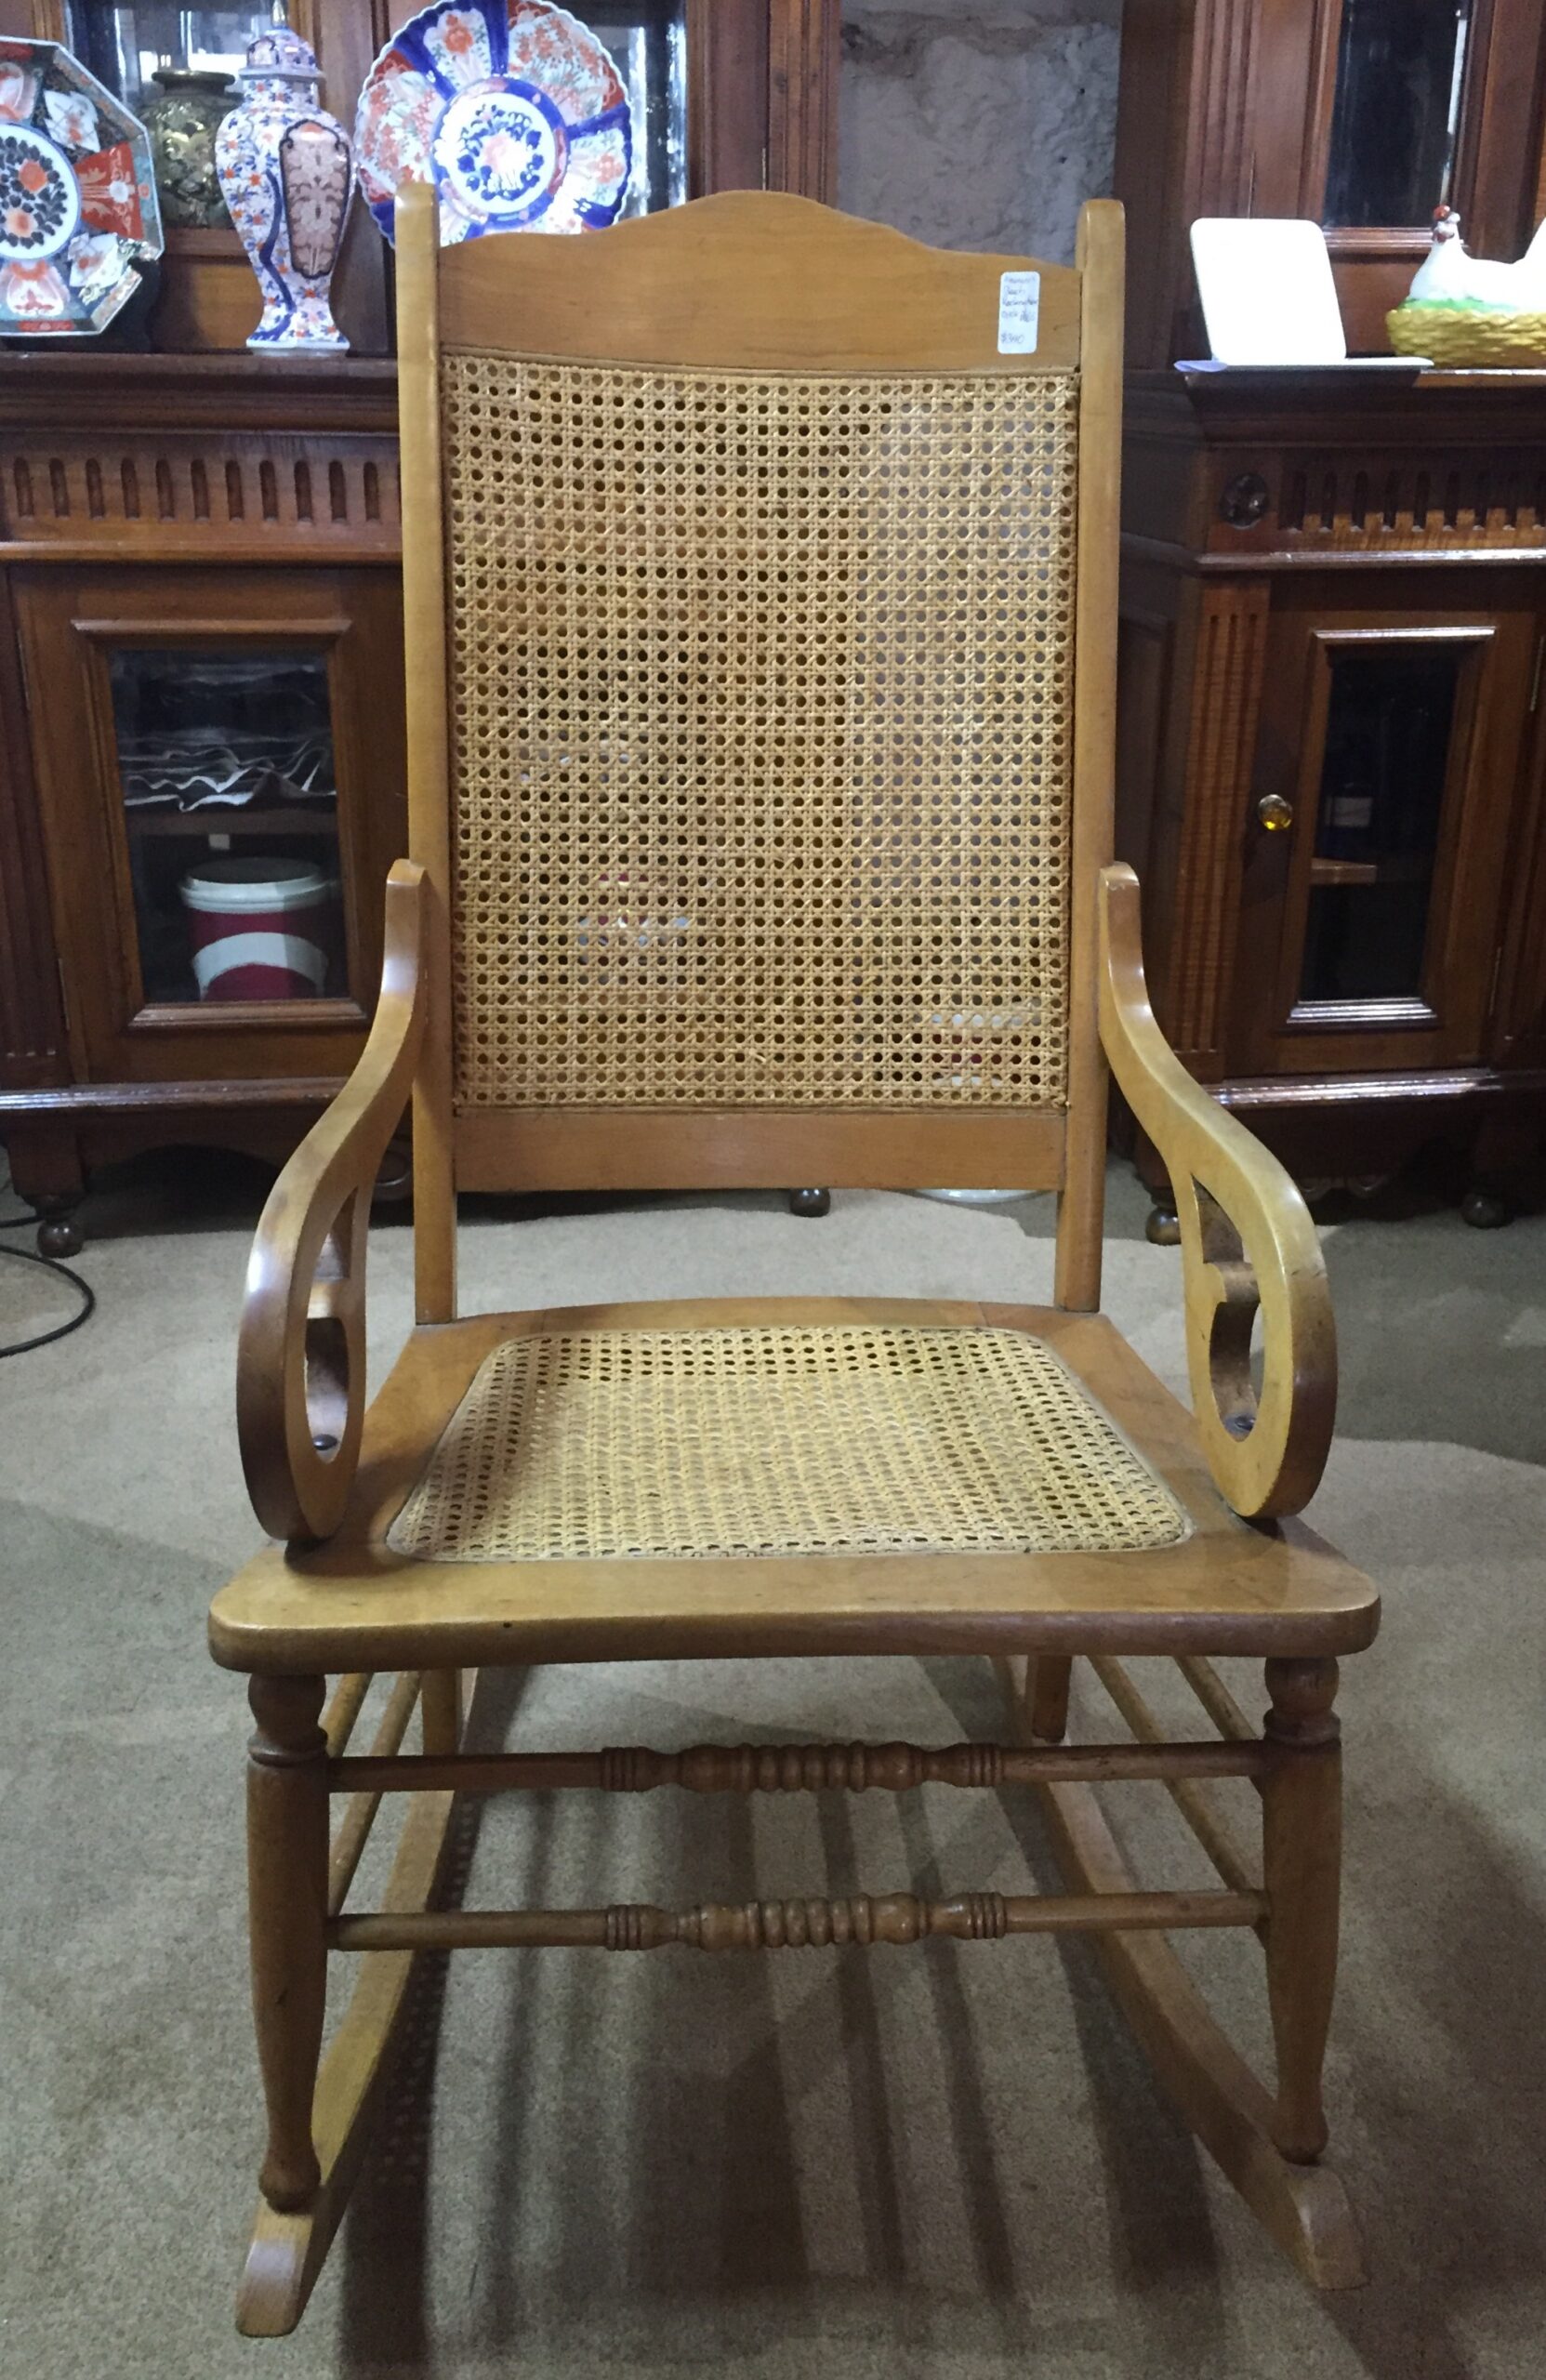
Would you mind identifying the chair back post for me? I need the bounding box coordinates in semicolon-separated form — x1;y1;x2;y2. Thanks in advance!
1053;196;1125;1316
398;179;458;1325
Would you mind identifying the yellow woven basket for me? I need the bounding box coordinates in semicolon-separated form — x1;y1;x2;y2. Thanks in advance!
1387;300;1546;366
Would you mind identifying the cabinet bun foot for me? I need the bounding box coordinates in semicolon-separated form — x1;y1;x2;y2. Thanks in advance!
1460;1188;1510;1230
1144;1202;1182;1247
35;1206;84;1259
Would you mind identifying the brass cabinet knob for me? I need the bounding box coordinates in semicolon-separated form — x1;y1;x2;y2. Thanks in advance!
1256;792;1294;832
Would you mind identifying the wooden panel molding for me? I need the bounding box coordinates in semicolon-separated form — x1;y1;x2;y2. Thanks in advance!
768;0;841;203
1163;583;1271;1070
0;434;401;560
0;569;64;1081
1185;0;1258;218
686;0;769;198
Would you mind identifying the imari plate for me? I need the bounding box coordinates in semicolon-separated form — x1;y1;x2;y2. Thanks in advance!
355;0;631;245
0;37;162;335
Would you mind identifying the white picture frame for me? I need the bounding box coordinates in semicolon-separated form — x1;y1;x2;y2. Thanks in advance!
1189;218;1348;365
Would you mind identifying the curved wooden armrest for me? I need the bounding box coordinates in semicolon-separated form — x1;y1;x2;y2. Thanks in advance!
238;861;429;1543
1097;864;1336;1519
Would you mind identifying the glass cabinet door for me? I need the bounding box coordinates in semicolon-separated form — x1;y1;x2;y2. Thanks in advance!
578;3;688;215
1295;639;1462;1008
1323;0;1473;229
15;565;405;1087
1239;588;1540;1078
68;0;258;111
63;0;257;234
112;646;346;1006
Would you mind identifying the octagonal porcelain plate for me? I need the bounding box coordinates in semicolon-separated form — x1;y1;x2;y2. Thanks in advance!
0;37;162;335
355;0;631;246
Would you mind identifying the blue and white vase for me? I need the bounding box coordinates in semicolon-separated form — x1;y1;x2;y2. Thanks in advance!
216;27;351;351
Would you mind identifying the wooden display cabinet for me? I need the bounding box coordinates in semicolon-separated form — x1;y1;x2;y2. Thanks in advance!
1114;2;1546;1230
1117;0;1546;369
0;1;841;1249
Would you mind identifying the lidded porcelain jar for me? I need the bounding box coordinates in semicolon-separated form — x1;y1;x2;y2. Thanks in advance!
215;26;352;350
144;67;235;229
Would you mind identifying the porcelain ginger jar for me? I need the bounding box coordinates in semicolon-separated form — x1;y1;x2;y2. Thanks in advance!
216;27;351;351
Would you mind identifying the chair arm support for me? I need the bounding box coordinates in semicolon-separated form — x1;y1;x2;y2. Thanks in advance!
1096;865;1336;1519
237;861;429;1543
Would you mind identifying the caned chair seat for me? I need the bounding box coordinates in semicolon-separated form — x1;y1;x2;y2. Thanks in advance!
388;1318;1191;1564
209;1299;1376;1677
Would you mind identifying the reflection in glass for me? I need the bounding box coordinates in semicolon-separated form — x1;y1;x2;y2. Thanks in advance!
1324;0;1472;229
1299;644;1460;1005
580;2;687;214
69;1;264;109
110;647;344;1006
72;2;690;208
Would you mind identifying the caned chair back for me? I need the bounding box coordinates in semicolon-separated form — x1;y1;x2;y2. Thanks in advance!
397;186;1123;1316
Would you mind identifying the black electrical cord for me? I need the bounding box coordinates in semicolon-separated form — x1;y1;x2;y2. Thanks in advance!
0;1242;96;1357
0;1174;97;1356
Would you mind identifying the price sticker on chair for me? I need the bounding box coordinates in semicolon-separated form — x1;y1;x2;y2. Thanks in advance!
998;271;1041;354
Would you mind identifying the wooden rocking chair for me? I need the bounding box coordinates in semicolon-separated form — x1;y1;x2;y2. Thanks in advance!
210;184;1379;2334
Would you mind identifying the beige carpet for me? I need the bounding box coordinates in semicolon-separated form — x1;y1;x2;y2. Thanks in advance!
2;1160;1544;2380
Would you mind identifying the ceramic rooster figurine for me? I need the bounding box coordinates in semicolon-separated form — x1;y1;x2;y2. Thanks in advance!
1388;205;1546;363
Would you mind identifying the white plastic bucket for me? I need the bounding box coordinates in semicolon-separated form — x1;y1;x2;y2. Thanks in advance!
179;856;337;1000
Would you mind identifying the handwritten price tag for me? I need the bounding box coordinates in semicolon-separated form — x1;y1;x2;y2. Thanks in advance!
998;271;1041;355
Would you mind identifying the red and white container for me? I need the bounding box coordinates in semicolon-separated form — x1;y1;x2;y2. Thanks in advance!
179;856;337;1001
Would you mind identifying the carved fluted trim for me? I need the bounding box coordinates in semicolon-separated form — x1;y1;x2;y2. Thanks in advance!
768;0;841;203
328;1888;1267;1953
1166;582;1271;1066
1189;0;1258;217
328;1738;1271;1797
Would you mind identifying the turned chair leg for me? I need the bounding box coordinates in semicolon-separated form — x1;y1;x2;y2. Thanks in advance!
247;1675;329;2212
1027;1656;1074;1743
1262;1657;1341;2164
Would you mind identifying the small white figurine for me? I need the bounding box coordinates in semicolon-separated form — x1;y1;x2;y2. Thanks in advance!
1407;205;1546;310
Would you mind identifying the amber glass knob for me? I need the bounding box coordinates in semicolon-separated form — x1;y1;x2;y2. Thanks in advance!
1256;792;1294;832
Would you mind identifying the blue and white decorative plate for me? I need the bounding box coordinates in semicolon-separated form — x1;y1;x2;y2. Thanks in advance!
355;0;630;245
